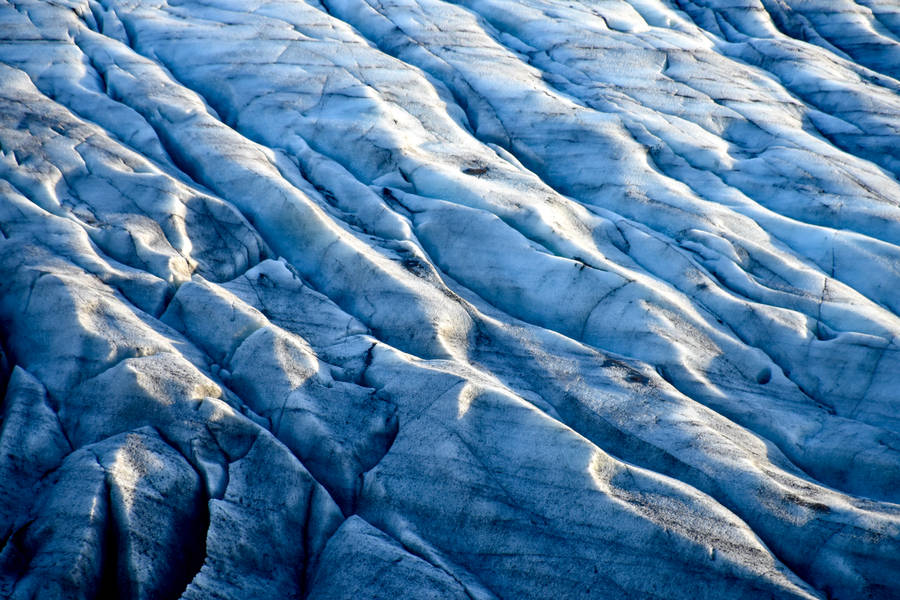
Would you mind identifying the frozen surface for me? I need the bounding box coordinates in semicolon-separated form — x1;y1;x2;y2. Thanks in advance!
1;0;899;597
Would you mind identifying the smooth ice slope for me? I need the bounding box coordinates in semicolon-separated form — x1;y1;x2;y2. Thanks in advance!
1;0;900;598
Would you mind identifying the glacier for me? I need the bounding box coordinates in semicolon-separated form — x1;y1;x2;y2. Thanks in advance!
0;0;899;597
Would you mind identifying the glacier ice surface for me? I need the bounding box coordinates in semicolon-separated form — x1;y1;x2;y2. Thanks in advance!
1;0;900;597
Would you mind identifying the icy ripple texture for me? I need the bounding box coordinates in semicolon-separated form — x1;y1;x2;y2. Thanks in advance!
0;0;899;598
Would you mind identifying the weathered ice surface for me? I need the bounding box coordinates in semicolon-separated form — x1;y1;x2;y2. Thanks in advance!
0;0;899;597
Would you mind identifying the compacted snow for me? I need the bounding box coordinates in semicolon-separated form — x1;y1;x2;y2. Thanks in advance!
1;0;899;597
